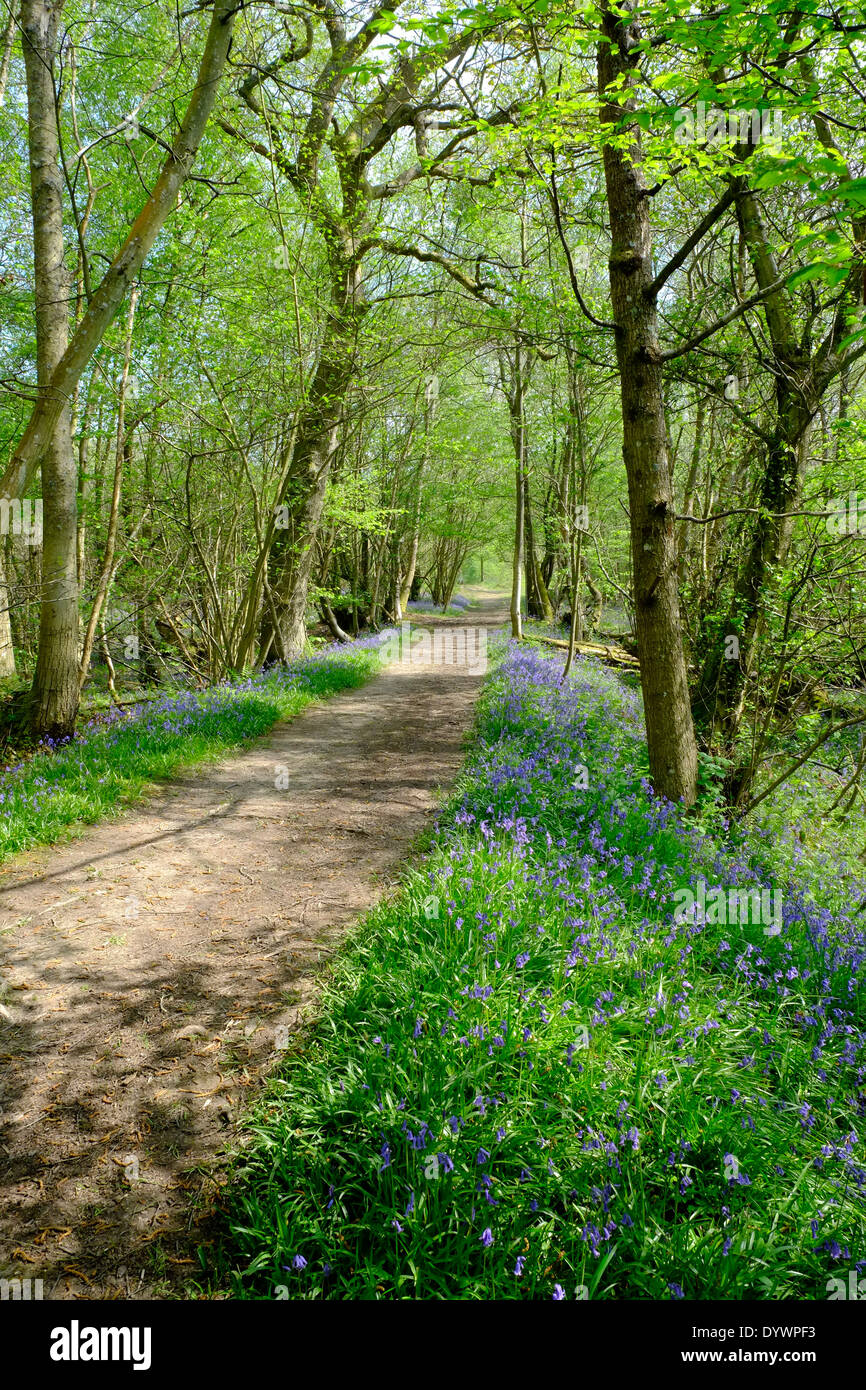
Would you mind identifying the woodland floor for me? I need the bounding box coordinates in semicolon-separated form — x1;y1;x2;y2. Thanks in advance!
0;591;507;1299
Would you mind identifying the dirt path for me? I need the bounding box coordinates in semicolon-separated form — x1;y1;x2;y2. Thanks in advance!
0;595;507;1299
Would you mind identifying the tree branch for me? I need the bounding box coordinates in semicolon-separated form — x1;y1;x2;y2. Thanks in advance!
365;239;496;300
646;186;737;298
658;274;790;362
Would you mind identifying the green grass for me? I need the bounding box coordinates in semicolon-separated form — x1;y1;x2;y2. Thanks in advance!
0;644;381;862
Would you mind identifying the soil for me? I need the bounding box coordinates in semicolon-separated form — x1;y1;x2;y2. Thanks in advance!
0;593;507;1299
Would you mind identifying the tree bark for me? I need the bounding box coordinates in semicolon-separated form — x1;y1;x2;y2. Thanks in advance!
78;288;138;693
694;178;817;738
258;278;363;661
523;473;554;621
509;359;526;641
22;0;79;740
0;549;14;676
0;4;17;106
523;472;541;618
584;562;603;633
694;73;866;749
399;421;428;613
677;397;705;578
598;0;698;805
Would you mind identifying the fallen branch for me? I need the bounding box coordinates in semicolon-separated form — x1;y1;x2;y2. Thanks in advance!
532;635;640;669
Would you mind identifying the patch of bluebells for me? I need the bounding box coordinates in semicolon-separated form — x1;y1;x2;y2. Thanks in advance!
0;638;381;859
405;593;471;615
225;644;866;1301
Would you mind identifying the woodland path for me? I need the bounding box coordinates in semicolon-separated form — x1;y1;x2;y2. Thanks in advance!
0;592;507;1299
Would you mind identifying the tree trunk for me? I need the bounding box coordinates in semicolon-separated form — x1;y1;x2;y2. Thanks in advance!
694;177;814;739
523;472;542;618
78;288;138;693
0;0;237;504
0;550;14;676
598;1;698;805
510;391;525;641
677;397;705;579
523;473;555;621
31;431;79;738
22;0;80;740
399;454;424;613
583;562;603;633
0;4;17;106
399;524;420;615
500;342;532;641
562;530;583;682
320;600;350;643
258;285;362;661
